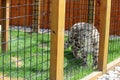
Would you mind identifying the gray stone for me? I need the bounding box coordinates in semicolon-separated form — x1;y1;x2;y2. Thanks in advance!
97;66;120;80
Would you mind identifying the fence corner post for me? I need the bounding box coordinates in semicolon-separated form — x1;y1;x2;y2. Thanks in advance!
98;0;111;73
50;0;66;80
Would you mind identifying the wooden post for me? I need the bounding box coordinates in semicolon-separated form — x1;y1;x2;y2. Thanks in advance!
1;0;10;52
98;0;111;73
93;0;96;25
32;0;40;32
50;0;65;80
93;0;97;25
88;0;95;24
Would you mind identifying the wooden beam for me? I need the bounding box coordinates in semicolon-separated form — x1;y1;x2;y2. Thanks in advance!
98;0;111;73
50;0;66;80
107;57;120;71
81;58;120;80
26;0;32;26
81;71;102;80
69;1;74;29
1;0;10;52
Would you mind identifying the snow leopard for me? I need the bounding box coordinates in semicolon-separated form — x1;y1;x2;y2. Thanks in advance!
65;22;99;67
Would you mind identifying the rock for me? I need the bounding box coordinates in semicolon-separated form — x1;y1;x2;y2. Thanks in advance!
115;66;120;72
97;66;120;80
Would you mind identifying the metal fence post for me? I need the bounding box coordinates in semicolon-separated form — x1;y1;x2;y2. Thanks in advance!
50;0;66;80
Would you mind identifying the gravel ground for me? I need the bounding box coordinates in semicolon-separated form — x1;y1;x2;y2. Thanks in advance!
10;26;51;33
97;66;120;80
9;26;120;38
10;26;71;35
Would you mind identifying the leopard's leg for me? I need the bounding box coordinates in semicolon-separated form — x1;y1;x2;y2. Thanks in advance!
71;45;80;59
92;42;99;68
92;51;98;69
81;51;88;66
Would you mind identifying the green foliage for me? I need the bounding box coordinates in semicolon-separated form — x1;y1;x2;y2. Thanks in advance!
108;38;120;63
0;31;120;80
0;31;50;79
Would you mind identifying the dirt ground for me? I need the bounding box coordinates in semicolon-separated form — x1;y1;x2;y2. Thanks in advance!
0;73;23;80
11;57;23;68
0;57;23;80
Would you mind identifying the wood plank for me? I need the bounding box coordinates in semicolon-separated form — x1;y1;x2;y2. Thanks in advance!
26;0;33;27
81;58;120;80
50;0;66;80
11;0;23;26
94;0;100;32
39;0;50;29
81;71;102;80
107;58;120;71
110;0;120;35
65;0;74;30
98;0;111;73
1;0;10;52
69;0;74;29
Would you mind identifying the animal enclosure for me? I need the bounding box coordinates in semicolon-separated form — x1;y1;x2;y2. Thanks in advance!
0;0;50;80
0;0;120;80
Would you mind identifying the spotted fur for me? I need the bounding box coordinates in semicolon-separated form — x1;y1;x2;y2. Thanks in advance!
65;22;99;67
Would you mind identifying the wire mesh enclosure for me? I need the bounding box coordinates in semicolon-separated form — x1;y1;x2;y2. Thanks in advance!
94;0;120;64
64;0;119;79
0;0;120;80
108;0;120;63
0;0;50;79
64;0;100;79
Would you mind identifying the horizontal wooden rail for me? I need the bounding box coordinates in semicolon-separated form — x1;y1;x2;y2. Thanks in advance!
82;58;120;80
